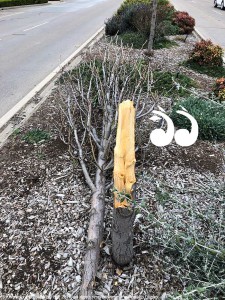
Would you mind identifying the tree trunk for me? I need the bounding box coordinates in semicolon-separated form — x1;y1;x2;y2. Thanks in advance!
112;207;135;266
146;0;158;56
112;100;136;266
79;154;106;299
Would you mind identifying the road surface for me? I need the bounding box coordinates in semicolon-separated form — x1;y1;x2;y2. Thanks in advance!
0;0;123;118
170;0;225;50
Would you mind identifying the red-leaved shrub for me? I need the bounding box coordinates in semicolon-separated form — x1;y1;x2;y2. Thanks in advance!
173;11;195;34
189;40;223;66
213;77;225;102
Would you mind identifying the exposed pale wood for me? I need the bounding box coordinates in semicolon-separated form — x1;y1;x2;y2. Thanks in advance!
113;100;136;208
112;100;136;266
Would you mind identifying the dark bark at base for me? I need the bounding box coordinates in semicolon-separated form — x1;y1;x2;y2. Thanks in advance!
144;49;154;57
111;207;136;266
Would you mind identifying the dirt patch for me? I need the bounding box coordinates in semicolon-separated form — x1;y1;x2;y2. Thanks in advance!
138;140;224;175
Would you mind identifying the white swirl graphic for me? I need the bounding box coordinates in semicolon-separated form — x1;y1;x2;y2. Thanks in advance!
150;110;175;147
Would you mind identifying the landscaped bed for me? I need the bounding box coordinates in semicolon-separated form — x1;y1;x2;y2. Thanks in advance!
0;0;47;8
0;31;225;299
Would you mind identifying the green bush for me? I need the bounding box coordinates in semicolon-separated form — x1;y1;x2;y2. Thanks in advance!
0;0;47;7
189;40;224;67
113;33;177;50
132;2;176;37
105;4;139;36
117;0;150;15
130;3;152;35
170;97;225;141
106;0;177;43
105;15;123;36
117;0;171;15
113;32;148;49
183;60;225;78
152;71;196;97
155;20;180;38
153;37;178;49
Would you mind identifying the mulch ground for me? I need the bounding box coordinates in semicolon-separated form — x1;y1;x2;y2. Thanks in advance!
0;34;224;299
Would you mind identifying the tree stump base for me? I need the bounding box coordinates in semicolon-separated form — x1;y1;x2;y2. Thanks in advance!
112;207;135;266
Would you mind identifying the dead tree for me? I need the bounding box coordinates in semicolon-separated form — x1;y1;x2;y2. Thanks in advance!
57;41;154;299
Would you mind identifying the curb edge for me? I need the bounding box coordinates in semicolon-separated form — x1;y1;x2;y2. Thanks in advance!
0;26;105;147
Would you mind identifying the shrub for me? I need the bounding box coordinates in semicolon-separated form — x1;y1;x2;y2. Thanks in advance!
0;0;47;7
155;20;180;37
213;77;225;102
117;0;171;15
183;60;225;78
152;71;196;97
130;3;152;35
117;0;150;15
131;2;176;37
137;174;225;299
106;0;177;40
105;4;138;36
153;37;178;49
170;97;225;141
189;40;224;67
173;11;195;34
113;32;148;49
105;15;121;36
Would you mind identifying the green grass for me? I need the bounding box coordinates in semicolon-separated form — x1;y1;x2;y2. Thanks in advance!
170;97;225;141
0;0;47;7
22;129;50;144
183;60;225;78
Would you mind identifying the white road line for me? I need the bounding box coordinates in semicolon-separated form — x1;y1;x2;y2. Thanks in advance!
23;21;48;32
0;12;24;20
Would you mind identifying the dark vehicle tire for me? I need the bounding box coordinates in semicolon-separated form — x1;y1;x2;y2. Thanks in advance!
221;0;225;9
214;0;217;7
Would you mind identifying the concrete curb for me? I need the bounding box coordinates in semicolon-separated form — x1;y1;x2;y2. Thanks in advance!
193;27;207;41
0;26;105;146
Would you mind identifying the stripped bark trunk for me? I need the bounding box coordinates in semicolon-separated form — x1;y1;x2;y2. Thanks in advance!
79;153;106;299
112;101;136;266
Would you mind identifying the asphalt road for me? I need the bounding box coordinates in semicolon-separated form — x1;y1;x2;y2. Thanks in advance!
170;0;225;50
0;0;123;118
